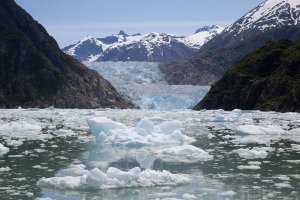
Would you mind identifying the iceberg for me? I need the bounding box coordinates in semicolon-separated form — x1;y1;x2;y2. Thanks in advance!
0;143;9;156
233;147;274;159
37;167;190;190
86;117;195;147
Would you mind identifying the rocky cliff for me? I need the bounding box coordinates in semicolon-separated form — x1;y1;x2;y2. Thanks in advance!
194;39;300;112
0;0;134;109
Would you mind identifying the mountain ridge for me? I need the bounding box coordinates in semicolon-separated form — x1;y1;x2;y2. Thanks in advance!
62;26;224;62
160;0;300;85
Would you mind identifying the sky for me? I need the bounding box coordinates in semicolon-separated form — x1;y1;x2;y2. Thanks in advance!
16;0;265;47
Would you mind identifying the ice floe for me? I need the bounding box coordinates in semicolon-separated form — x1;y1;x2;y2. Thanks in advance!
236;125;286;135
0;143;9;156
153;145;213;163
86;117;195;147
233;147;274;159
37;167;190;190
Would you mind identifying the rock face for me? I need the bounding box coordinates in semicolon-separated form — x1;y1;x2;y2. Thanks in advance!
160;0;300;85
62;26;223;63
0;0;134;109
194;39;300;112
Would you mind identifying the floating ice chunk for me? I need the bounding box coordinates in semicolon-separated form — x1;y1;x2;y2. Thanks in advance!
85;168;108;188
233;147;274;159
0;120;41;132
86;117;194;147
274;182;292;188
218;190;237;197
0;119;51;146
37;167;190;190
291;144;300;151
0;143;9;156
46;106;55;111
54;129;76;138
0;167;11;172
137;118;154;134
236;125;286;135
86;117;126;135
237;165;261;170
38;176;82;190
158;121;182;135
59;164;88;176
154;145;213;163
182;193;197;199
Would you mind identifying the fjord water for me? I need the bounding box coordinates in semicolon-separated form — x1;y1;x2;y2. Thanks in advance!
0;109;299;200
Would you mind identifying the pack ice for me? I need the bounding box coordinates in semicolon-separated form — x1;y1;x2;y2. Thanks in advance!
0;118;52;147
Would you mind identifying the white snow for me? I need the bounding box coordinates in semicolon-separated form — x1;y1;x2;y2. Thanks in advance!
37;167;190;190
182;26;224;48
65;27;223;62
224;0;300;33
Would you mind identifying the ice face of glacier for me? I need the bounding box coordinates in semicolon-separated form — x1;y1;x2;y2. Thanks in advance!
85;61;210;109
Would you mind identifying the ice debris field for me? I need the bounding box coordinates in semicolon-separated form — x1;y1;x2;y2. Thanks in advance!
0;108;300;199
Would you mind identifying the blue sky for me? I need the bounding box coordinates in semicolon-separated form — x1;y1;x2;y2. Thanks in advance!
16;0;265;47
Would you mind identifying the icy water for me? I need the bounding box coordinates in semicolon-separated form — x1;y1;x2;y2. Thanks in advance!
0;109;300;200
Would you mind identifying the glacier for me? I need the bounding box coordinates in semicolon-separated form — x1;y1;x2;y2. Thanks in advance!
85;61;210;109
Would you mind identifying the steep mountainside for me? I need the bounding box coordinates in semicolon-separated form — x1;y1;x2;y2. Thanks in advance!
161;0;300;85
0;0;134;109
194;39;300;112
62;26;223;62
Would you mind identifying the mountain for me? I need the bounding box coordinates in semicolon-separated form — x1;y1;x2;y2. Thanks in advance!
160;0;300;85
194;39;300;112
0;0;134;109
62;26;223;62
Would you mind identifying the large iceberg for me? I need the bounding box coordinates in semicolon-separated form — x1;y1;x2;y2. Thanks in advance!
86;117;195;147
37;167;190;190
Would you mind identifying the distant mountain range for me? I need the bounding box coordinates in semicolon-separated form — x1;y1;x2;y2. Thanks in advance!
62;26;224;62
160;0;300;85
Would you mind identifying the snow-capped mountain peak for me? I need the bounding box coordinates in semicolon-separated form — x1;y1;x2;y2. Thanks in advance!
63;26;223;62
225;0;300;33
